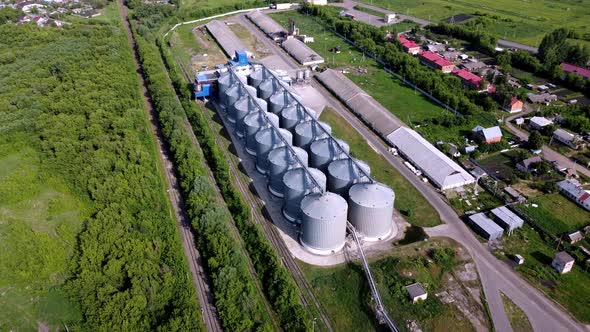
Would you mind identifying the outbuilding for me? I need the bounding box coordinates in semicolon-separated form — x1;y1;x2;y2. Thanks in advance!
467;213;504;240
551;251;574;274
490;206;524;234
405;283;428;303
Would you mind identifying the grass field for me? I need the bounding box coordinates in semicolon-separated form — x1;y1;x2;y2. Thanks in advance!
500;293;533;332
320;107;441;227
519;193;590;236
299;238;479;331
496;225;590;323
0;130;86;331
358;0;590;46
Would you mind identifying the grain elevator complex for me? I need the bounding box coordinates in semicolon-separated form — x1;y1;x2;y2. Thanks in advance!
199;53;397;255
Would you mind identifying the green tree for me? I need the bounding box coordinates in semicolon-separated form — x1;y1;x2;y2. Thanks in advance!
528;130;545;149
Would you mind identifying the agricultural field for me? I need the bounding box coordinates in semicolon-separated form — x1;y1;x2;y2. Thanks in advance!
519;193;590;236
299;238;488;331
478;150;519;180
495;225;590;323
320;108;441;227
358;0;590;46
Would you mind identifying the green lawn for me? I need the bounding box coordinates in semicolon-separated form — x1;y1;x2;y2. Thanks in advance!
320;107;441;227
519;193;590;236
495;225;590;323
0;132;85;331
298;239;478;331
357;0;590;46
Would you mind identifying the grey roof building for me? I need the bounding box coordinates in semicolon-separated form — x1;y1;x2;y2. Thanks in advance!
461;61;487;71
206;20;248;58
281;38;324;66
468;213;504;240
246;10;287;41
490;206;524;234
387;127;475;190
405;282;428;303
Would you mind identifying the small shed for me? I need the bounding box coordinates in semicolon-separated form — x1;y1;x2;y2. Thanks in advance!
565;231;584;244
405;283;428;303
551;251;574;274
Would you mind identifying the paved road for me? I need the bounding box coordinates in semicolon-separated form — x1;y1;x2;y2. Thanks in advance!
117;1;223;331
331;0;538;53
504;104;590;178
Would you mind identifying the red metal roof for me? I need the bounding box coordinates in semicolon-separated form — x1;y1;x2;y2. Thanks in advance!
561;62;590;79
452;69;483;87
510;97;521;106
580;192;590;202
419;51;454;67
397;35;420;50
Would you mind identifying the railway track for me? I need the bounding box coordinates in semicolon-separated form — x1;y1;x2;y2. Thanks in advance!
197;100;334;332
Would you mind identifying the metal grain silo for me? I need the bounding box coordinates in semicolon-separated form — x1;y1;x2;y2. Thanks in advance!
300;192;348;255
257;77;282;101
269;89;295;114
234;96;267;137
294;120;332;151
327;158;371;198
282;167;326;223
217;71;234;101
244;111;279;155
348;182;395;241
309;138;350;171
255;127;293;174
268;146;308;197
227;85;256;123
248;66;268;88
280;103;317;132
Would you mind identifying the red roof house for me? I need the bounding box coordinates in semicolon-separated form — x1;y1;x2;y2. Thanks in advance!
397;35;421;55
452;69;485;90
419;51;455;73
561;63;590;79
503;97;523;113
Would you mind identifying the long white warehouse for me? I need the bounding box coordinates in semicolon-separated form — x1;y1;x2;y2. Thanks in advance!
387;127;475;190
281;37;324;66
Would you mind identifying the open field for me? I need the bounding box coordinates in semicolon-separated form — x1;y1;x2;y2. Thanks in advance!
167;23;228;73
519;193;590;236
320;108;441;227
358;0;590;46
494;225;590;323
500;293;533;332
298;238;481;331
478;150;518;180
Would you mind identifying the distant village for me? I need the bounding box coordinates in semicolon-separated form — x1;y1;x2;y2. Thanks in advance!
0;0;104;27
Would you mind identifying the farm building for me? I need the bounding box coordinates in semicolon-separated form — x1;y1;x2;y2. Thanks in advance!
397;35;421;55
561;62;590;80
490;206;524;234
467;213;504;240
419;51;455;73
472;125;502;143
405;283;428;303
527;93;557;105
246;10;287;41
316;69;402;137
557;179;590;211
553;128;581;149
551;251;574;274
453;69;486;90
206;20;249;59
529;116;554;130
387;127;475;190
281;37;324;66
503;98;523;113
516;156;543;172
565;231;583;244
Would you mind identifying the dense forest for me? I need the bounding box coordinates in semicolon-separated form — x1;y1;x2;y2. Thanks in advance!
0;9;201;331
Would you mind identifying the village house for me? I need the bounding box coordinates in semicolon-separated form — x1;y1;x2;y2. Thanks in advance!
557;179;590;211
565;231;584;244
461;61;487;71
527;92;558;105
553;128;582;149
397;35;421;55
472;125;502;143
529;116;554;130
419;51;455;73
503;98;523;113
516;156;543;172
551;251;575;274
452;69;487;91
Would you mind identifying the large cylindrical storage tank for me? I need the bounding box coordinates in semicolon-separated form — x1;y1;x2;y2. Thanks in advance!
294;120;332;151
269;89;295;114
282;168;326;223
248;66;267;88
217;71;233;101
255;127;293;174
257;77;282;101
280;103;317;132
244;111;279;155
268;146;308;197
227;85;256;123
235;97;267;137
309;138;350;171
348;182;395;241
300;192;348;255
327;158;371;198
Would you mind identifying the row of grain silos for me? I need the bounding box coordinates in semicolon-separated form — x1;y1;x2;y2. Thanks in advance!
217;64;397;255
